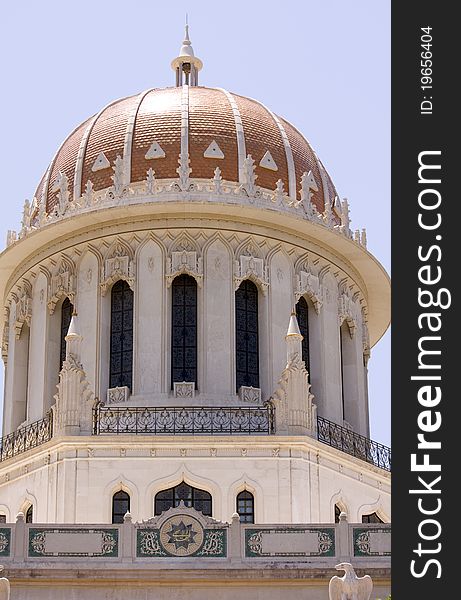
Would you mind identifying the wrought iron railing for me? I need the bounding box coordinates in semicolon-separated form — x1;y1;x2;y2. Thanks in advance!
0;411;53;462
317;416;391;471
93;403;275;436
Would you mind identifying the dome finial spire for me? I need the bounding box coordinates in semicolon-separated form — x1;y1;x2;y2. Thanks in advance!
171;19;203;87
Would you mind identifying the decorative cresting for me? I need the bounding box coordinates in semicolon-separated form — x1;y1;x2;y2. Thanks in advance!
137;504;227;558
11;284;32;339
48;256;76;314
317;416;391;471
53;316;94;436
271;313;317;436
295;257;323;314
166;235;203;287
93;403;275;435
0;412;53;462
234;241;269;295
100;240;135;296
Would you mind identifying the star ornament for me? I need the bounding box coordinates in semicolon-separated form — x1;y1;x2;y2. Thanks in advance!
167;521;198;550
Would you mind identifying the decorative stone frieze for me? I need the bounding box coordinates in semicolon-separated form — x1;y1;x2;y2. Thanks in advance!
106;386;130;405
238;386;262;404
166;250;203;287
48;257;76;314
100;241;135;295
173;382;195;398
13;286;32;339
338;289;357;337
295;261;323;313
234;255;269;295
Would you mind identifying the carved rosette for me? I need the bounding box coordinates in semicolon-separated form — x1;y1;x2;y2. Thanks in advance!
166;251;203;287
48;259;76;314
100;243;135;296
234;255;269;295
338;291;356;337
295;267;323;313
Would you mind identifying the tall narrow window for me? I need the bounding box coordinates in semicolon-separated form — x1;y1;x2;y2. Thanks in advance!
235;280;259;391
25;505;33;523
110;280;134;390
112;490;130;524
171;275;197;387
237;491;255;523
340;325;346;421
0;514;6;524
335;504;342;523
296;296;310;376
60;297;74;370
155;482;212;516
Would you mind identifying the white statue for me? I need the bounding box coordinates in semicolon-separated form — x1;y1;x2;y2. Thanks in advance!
0;566;10;600
329;562;372;600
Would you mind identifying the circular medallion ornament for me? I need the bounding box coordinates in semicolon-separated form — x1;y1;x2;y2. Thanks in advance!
159;514;204;556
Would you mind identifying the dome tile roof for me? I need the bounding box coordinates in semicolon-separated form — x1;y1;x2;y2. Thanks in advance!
39;86;338;215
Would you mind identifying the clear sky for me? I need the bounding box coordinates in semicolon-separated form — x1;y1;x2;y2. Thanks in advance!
0;0;390;445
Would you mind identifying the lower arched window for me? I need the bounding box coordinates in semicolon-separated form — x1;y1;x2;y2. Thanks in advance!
110;280;134;390
236;490;254;523
171;275;198;388
235;280;259;390
112;490;130;524
155;482;211;516
362;512;384;524
295;296;310;377
25;505;33;523
60;297;74;370
0;514;6;523
335;504;342;523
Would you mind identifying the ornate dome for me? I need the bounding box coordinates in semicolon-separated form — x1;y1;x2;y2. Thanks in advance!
36;85;338;215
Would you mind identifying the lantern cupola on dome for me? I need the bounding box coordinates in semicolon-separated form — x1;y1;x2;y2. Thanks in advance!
171;21;203;86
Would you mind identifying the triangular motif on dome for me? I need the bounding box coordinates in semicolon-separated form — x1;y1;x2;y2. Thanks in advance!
259;150;278;171
91;152;111;172
203;140;225;159
145;141;166;160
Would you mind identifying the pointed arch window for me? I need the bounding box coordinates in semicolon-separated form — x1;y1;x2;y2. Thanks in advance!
171;275;197;387
112;490;130;524
110;280;134;390
25;505;33;523
296;296;310;377
362;512;384;524
335;504;342;523
154;482;212;516
237;490;255;523
60;297;74;370
235;280;259;390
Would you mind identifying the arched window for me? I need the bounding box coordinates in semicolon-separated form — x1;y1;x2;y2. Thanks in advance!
171;275;197;387
296;296;310;376
235;280;259;390
362;512;384;524
112;490;130;524
25;505;33;523
236;491;255;523
335;504;342;523
155;482;211;516
0;514;6;524
110;280;134;390
60;297;74;370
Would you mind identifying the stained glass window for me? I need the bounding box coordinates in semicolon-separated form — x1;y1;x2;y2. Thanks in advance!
110;280;134;390
362;512;384;524
235;280;259;390
60;297;74;370
171;275;197;388
112;490;130;524
237;490;255;523
155;482;212;516
296;296;310;377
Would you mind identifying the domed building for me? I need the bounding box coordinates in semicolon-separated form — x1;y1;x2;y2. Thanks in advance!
0;28;391;599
